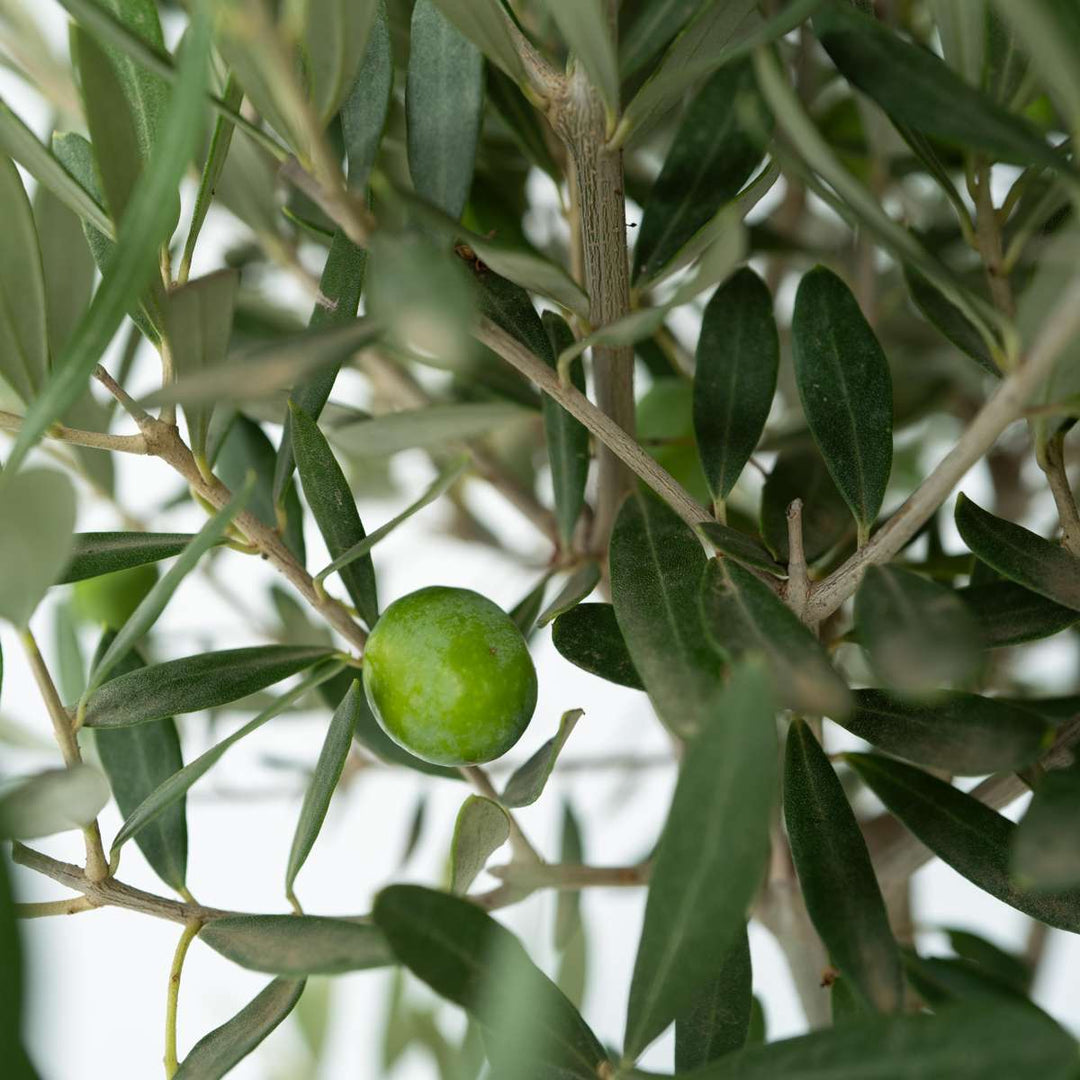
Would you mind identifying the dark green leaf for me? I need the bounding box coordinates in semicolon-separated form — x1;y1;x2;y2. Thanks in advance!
846;753;1080;933
373;884;608;1077
610;489;723;739
341;1;393;194
58;533;201;584
905;267;1001;376
955;493;1080;612
83;645;336;728
814;2;1066;172
486;65;560;180
450;795;511;894
692;268;778;502
697;523;785;577
854;565;981;693
501;709;582;809
1013;762;1080;890
700;560;851;718
761;449;850;563
537;563;601;627
958;581;1078;647
624;661;776;1059
407;0;484;221
92;633;187;893
674;927;752;1071
945;928;1032;992
551;603;645;690
792;266;892;534
290;402;379;628
199;914;392;976
902;952;1028;1008
634;64;765;284
785;719;904;1012
838;689;1053;776
173;978;305;1080
285;681;362;901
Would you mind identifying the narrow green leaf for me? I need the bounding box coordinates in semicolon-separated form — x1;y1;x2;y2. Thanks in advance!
902;951;1026;1009
0;764;110;839
341;1;393;194
700;560;851;718
429;0;526;84
814;2;1067;172
620;0;705;80
905;267;1001;376
486;65;560;181
314;455;468;589
4;0;210;475
302;0;377;123
634;65;765;284
199;914;392;976
674;927;752;1071
58;533;201;585
450;795;511;894
290;402;379;628
174;977;305;1080
110;663;343;862
959;581;1078;647
285;681;362;900
163;269;239;462
944;928;1032;992
839;689;1053;776
624;661;776;1060
846;753;1080;933
854;565;981;694
692;268;778;501
0;469;77;628
0;155;48;406
537;564;601;628
92;633;187;893
407;0;484;221
761;449;851;563
610;489;723;739
373;884;608;1077
542;0;619;114
785;719;904;1013
645;999;1079;1079
1013;762;1080;891
955;493;1080;612
501;709;582;809
84;478;253;697
697;523;785;578
53;603;84;705
84;645;336;729
542;311;590;546
792;266;892;533
509;574;551;640
551;603;644;690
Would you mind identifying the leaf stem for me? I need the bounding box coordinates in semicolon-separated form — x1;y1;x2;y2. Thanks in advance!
164;920;201;1079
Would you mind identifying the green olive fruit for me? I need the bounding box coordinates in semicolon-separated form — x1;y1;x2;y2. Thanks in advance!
362;586;538;766
71;564;158;629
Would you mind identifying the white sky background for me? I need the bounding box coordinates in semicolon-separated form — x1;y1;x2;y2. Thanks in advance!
3;7;1080;1080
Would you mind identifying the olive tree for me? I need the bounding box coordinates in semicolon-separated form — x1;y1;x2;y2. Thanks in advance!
2;0;1080;1076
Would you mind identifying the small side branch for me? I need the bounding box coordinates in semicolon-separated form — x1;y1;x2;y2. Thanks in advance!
0;410;148;455
784;499;811;623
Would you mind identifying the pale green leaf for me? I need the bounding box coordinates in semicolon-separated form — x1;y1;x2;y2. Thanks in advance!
450;795;510;894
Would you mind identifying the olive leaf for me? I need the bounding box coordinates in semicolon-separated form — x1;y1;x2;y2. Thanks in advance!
450;795;511;894
537;563;601;627
0;764;110;840
551;603;645;690
501;709;582;808
58;533;203;584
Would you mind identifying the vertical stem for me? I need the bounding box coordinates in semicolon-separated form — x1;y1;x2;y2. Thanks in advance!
164;919;201;1078
1038;430;1080;556
784;498;811;622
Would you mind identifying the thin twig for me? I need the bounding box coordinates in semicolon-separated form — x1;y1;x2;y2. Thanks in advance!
0;410;148;454
1039;430;1080;557
164;920;201;1079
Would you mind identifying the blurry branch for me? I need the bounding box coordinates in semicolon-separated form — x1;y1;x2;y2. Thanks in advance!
0;410;149;454
808;273;1080;622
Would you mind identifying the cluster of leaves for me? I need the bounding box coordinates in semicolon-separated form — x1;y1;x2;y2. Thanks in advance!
3;0;1080;1077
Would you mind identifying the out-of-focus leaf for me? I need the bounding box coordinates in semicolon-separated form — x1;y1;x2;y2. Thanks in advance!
450;795;510;894
945;928;1032;992
0;764;110;839
955;494;1080;612
902;951;1027;1008
555;801;586;1001
200;914;392;976
341;1;392;193
761;449;850;563
634;65;765;284
58;533;200;584
373;884;608;1077
0;849;34;1076
302;0;377;123
83;645;336;728
846;753;1080;933
674;927;752;1071
92;633;186;893
620;0;705;81
905;267;1001;376
0;469;77;627
290;403;379;629
429;0;526;83
624;661;776;1060
610;489;723;739
0;155;48;406
486;65;560;180
407;0;484;221
838;689;1053;776
792;266;892;535
1013;762;1080;891
541;0;619;114
537;564;600;627
173;978;305;1080
501;709;582;809
959;581;1078;646
285;681;362;901
53;603;84;705
692;267;778;503
163;269;239;462
551;603;644;690
814;2;1066;172
700;560;851;718
509;574;550;639
785;719;904;1013
697;523;785;577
